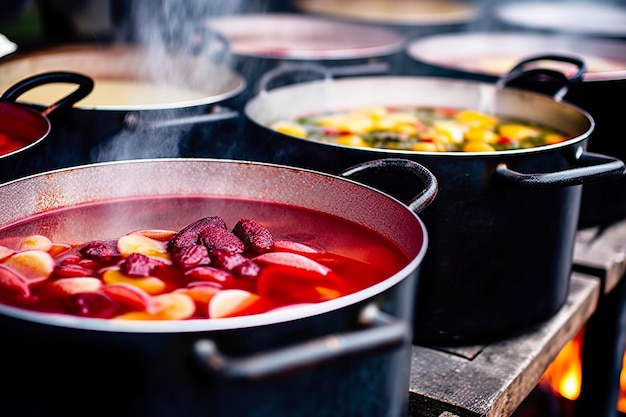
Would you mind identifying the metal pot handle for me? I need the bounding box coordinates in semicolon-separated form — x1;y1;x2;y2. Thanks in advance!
497;54;586;101
256;61;390;95
193;304;409;381
339;158;438;214
496;152;626;188
0;71;94;118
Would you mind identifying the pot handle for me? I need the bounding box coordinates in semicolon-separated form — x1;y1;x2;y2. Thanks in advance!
0;71;94;118
123;106;240;130
497;54;586;101
193;304;409;381
339;158;438;214
496;152;626;188
256;61;390;95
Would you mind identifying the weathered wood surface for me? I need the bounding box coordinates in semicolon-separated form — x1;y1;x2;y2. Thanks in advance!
408;273;600;417
574;220;626;294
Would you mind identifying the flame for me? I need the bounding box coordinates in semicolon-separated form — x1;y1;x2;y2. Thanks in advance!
619;353;626;413
542;326;626;413
541;327;584;401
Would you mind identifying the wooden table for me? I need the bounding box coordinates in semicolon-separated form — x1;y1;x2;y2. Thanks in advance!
407;218;626;417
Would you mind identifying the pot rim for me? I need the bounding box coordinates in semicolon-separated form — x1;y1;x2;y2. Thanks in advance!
406;32;626;83
293;0;479;26
244;75;595;156
205;13;406;60
494;2;626;38
0;158;428;333
0;44;247;111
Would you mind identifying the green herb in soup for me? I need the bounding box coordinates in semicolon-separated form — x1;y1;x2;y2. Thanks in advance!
270;106;569;152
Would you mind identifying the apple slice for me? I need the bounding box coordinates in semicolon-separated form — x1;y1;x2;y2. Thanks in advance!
208;289;267;318
48;277;102;295
18;235;52;252
256;265;346;304
132;229;177;242
101;282;156;313
178;282;221;306
2;249;55;283
272;240;322;254
117;232;171;264
253;252;331;276
114;292;195;320
0;245;16;262
102;268;166;295
0;264;30;297
48;242;72;257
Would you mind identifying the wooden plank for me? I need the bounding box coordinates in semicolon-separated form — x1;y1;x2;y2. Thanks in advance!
408;272;600;417
574;220;626;294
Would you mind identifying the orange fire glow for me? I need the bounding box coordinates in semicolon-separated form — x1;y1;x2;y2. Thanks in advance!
541;327;584;401
542;326;626;413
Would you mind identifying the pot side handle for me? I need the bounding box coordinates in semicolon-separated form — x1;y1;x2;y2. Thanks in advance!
193;305;409;382
0;71;94;118
339;158;438;214
256;61;390;95
496;152;626;189
497;54;585;101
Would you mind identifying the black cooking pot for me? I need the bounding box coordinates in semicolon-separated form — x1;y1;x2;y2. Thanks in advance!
0;157;435;417
0;71;93;182
241;64;626;344
0;44;246;173
405;32;626;228
204;13;407;110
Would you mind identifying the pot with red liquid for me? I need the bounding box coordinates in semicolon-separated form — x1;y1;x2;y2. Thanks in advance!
0;71;93;181
0;157;435;417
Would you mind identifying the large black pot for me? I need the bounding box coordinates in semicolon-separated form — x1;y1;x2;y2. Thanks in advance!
204;12;407;109
0;44;247;174
242;70;626;344
405;32;626;228
0;71;93;182
0;157;435;417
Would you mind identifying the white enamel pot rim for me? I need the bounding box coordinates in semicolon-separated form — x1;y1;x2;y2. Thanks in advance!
246;75;596;155
0;158;429;333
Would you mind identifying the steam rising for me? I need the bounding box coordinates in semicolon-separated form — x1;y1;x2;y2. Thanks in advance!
91;0;252;163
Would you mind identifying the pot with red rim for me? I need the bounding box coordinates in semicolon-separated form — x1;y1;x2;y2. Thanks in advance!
0;71;93;181
405;31;626;228
241;59;626;344
0;157;435;417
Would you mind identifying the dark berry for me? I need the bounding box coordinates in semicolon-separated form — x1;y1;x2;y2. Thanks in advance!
232;218;274;254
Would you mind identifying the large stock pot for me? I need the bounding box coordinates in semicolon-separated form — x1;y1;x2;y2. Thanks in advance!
406;31;626;228
0;44;246;172
242;62;625;343
0;157;435;417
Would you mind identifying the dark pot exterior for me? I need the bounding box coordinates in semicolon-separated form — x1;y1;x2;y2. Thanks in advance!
404;33;626;228
0;278;415;417
242;76;623;343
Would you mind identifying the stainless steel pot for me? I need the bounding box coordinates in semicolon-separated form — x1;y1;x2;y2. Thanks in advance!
0;157;435;417
405;32;626;227
0;44;246;178
242;69;625;343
